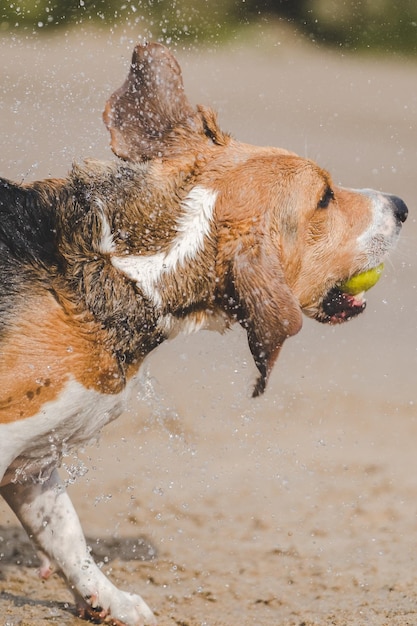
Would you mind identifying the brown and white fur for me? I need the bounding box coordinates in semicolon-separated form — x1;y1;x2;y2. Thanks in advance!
0;43;408;625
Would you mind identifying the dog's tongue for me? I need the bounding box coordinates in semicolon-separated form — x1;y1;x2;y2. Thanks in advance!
322;288;366;323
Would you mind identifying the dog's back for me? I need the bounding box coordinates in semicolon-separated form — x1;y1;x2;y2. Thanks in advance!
0;178;61;328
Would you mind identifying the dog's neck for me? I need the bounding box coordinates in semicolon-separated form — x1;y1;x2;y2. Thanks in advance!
53;159;221;369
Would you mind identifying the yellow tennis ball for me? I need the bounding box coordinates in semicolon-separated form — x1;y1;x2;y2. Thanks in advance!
340;263;384;295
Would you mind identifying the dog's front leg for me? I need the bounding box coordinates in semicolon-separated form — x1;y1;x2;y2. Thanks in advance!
1;469;156;626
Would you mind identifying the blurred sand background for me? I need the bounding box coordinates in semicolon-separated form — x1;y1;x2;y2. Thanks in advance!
0;24;417;625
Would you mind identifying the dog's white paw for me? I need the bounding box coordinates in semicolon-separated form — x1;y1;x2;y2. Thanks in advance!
77;589;156;626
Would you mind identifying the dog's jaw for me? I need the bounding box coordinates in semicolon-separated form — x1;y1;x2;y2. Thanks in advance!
293;188;407;327
311;288;367;324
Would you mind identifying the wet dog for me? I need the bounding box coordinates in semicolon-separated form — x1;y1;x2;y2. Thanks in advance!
0;43;407;625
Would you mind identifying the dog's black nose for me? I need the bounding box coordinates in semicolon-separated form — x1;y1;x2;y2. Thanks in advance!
389;194;408;223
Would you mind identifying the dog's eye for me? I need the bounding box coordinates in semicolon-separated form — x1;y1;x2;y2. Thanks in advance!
318;187;334;209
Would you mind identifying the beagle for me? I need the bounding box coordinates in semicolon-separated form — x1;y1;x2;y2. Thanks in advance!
0;43;407;625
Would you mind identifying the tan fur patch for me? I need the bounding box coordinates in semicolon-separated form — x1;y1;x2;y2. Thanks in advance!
0;293;132;424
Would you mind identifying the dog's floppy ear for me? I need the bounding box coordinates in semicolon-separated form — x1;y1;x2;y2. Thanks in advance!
103;42;198;161
220;235;303;397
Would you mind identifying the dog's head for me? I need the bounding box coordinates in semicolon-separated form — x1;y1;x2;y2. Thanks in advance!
104;43;407;396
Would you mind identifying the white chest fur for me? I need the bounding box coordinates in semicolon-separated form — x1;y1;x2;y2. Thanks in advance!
0;377;133;486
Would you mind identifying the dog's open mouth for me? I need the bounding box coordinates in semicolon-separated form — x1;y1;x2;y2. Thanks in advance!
312;263;386;324
317;287;367;324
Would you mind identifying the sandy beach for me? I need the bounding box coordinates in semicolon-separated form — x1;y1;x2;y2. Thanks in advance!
0;25;417;625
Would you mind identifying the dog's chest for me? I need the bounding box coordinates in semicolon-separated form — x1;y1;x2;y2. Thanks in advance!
0;377;133;485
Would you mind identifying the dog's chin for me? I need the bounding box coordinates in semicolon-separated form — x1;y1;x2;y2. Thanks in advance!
304;287;367;325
